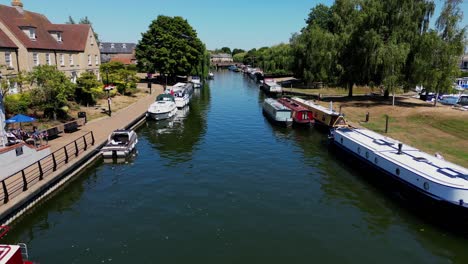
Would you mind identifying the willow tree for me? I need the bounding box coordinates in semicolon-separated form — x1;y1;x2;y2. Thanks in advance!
135;15;207;81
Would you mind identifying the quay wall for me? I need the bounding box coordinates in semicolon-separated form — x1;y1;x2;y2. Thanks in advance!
0;87;162;225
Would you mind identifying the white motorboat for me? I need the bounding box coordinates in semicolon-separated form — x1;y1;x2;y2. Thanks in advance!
208;72;214;79
166;82;194;108
101;129;138;158
191;76;202;88
331;127;468;209
147;94;177;121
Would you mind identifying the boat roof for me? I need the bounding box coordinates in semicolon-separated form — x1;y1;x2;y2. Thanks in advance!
278;98;310;112
264;98;291;111
335;128;468;189
292;97;341;116
112;129;133;134
0;245;21;264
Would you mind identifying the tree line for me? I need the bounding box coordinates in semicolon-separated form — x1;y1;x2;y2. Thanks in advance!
223;0;466;98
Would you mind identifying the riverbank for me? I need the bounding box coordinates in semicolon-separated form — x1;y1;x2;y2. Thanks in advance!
0;84;164;224
312;95;468;166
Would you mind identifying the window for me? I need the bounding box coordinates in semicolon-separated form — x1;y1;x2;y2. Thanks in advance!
60;54;65;66
57;32;62;42
122;43;126;49
29;28;36;39
5;52;12;68
95;55;99;65
111;43;115;49
88;54;91;65
33;53;39;66
69;54;74;66
46;53;51;65
464;61;468;69
90;35;94;46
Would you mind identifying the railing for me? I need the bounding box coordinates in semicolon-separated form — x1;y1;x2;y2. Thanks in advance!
0;131;95;204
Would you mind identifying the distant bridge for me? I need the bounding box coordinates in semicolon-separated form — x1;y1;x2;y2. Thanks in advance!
211;61;242;68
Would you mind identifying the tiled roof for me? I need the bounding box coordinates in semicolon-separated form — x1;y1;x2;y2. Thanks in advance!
0;29;17;49
0;4;90;51
211;53;232;58
110;57;133;65
100;42;136;54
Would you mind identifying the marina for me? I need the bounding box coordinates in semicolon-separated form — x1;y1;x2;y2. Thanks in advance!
3;71;468;263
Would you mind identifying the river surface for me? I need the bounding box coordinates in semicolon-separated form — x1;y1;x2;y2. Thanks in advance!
5;71;468;263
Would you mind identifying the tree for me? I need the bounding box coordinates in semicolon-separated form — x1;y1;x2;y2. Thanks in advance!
76;71;103;105
219;47;231;54
135;15;206;81
66;16;76;24
233;52;246;63
100;62;139;95
232;48;245;56
28;65;75;120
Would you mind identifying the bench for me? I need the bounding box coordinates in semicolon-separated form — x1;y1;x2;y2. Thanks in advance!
45;127;62;139
64;121;79;133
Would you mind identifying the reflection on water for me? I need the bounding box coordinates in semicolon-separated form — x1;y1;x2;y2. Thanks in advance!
4;72;468;264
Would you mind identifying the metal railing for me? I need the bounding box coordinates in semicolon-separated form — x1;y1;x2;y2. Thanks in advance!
0;131;95;204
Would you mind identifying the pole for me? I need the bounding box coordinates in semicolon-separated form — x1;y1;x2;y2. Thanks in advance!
107;90;112;117
385;115;389;133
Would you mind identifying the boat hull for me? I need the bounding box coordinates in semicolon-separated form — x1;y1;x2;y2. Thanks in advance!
146;107;177;121
262;109;292;127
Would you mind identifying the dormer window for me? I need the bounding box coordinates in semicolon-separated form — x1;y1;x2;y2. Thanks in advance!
21;27;36;40
122;43;126;49
99;43;103;49
111;43;115;49
49;31;63;42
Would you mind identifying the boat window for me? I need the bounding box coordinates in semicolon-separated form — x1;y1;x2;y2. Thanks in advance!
357;147;361;154
365;152;369;159
374;157;378;164
396;168;400;176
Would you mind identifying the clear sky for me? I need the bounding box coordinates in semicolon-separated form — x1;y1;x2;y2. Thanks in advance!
3;0;468;51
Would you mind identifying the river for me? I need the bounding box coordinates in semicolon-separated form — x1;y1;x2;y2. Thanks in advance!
5;71;468;263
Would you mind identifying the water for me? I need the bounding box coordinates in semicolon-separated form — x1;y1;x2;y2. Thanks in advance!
5;71;468;263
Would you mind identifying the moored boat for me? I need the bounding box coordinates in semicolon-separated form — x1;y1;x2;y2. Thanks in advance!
260;79;282;95
208;72;214;79
277;97;313;126
0;226;34;264
146;94;177;121
291;97;348;129
101;129;138;159
191;76;202;88
166;82;194;108
330;127;468;210
262;98;293;127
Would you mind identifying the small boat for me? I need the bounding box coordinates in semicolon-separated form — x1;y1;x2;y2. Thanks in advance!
166;82;194;108
260;79;282;94
101;129;138;159
146;94;177;121
208;72;214;79
291;97;348;129
0;226;34;263
330;127;468;210
191;76;202;88
277;97;313;126
262;98;293;127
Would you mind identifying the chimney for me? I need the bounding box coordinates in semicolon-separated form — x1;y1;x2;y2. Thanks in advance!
11;0;23;13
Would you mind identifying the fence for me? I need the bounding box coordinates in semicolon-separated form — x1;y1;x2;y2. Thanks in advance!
0;131;95;204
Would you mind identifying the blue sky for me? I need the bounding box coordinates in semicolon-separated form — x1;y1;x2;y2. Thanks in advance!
4;0;468;50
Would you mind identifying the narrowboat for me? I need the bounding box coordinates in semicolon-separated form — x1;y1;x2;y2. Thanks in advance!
262;98;293;127
101;129;138;159
146;94;177;121
165;82;194;108
0;226;34;264
260;79;282;94
291;97;347;129
330;127;468;211
277;97;313;126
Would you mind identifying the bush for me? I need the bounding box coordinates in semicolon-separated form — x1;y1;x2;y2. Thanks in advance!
4;93;31;114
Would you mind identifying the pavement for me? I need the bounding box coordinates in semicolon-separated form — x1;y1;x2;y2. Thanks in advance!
0;84;164;223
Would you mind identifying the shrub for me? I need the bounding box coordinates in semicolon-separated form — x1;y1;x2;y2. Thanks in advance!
4;93;31;114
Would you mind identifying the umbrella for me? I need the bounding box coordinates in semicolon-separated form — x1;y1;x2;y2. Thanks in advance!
5;114;37;124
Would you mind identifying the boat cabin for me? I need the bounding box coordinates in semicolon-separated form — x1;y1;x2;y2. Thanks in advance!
277;97;313;125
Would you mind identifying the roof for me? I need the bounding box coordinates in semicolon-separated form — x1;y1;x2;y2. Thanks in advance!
99;42;136;54
211;53;232;58
0;4;90;51
110;57;133;65
0;29;17;49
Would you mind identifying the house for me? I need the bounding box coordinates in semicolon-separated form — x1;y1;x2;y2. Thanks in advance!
99;42;137;65
210;53;233;63
0;0;101;93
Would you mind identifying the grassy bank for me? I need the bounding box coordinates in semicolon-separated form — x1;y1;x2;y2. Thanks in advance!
314;95;468;166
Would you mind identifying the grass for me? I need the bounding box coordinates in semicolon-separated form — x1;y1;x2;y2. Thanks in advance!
312;94;468;166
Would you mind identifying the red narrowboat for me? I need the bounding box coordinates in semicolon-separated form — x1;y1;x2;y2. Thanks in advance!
277;97;314;126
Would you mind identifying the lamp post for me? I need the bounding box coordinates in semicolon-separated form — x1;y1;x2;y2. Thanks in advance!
104;69;112;116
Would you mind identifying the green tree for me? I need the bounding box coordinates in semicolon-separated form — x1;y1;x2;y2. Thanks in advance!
135;15;207;81
232;48;245;56
233;52;246;63
28;65;75;120
76;71;103;105
66;16;99;42
100;62;139;95
219;47;231;54
66;16;76;24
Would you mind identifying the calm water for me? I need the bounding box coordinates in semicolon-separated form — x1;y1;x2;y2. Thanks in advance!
5;71;468;263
